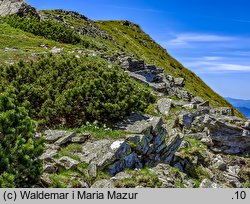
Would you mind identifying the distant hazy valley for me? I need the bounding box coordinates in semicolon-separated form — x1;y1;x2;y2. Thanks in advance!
225;97;250;119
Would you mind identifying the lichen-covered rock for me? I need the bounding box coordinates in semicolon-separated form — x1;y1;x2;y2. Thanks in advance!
202;115;250;154
0;0;39;17
51;47;64;54
157;98;172;115
39;149;58;161
210;107;234;116
43;163;58;173
199;179;222;188
0;0;24;16
174;78;185;86
115;112;163;135
44;130;75;145
55;156;79;170
211;155;227;171
70;133;90;143
70;113;183;176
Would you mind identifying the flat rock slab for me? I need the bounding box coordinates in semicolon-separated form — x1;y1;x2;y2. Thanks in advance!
115;112;163;135
78;139;129;167
127;71;167;92
45;130;75;144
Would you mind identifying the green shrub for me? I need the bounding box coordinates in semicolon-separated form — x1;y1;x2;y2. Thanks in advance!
3;15;81;44
0;88;44;187
0;54;155;127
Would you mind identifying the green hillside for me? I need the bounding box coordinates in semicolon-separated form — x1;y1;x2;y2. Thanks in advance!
0;10;235;111
97;21;231;108
1;4;250;189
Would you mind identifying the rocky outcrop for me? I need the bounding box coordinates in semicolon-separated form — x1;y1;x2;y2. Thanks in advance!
76;113;183;175
0;0;24;16
114;55;194;100
0;0;39;17
39;113;183;177
40;9;111;40
182;112;250;154
154;95;250;155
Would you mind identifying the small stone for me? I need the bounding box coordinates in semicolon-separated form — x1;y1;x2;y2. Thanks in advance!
71;133;90;143
180;140;190;149
228;165;240;177
174;78;185;86
43;163;57;173
56;156;79;170
200;179;221;188
182;104;197;110
51;47;64;54
88;163;97;177
91;179;115;188
191;96;204;104
212;156;227;171
39;149;58;160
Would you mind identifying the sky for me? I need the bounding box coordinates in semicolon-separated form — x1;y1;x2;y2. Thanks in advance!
27;0;250;99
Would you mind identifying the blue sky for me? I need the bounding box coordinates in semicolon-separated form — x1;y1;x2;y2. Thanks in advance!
27;0;250;99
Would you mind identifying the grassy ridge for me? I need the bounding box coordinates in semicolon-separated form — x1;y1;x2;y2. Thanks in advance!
0;11;244;117
97;21;232;108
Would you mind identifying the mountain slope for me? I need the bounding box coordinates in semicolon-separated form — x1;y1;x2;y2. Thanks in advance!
96;21;232;108
0;8;238;113
1;2;250;189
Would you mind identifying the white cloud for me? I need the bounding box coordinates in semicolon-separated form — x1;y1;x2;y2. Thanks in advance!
184;60;250;73
161;32;250;74
202;56;222;61
167;33;235;47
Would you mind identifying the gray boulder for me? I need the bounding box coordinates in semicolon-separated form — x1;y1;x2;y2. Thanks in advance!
0;0;39;17
174;78;185;86
45;130;75;144
39;149;58;161
191;96;204;104
56;156;79;170
200;179;222;188
71;133;90;143
115;112;163;135
211;156;227;171
202;115;250;154
127;71;167;92
119;57;145;72
222;173;241;188
51;47;64;54
43;163;58;174
210;107;234;116
157;98;172;115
